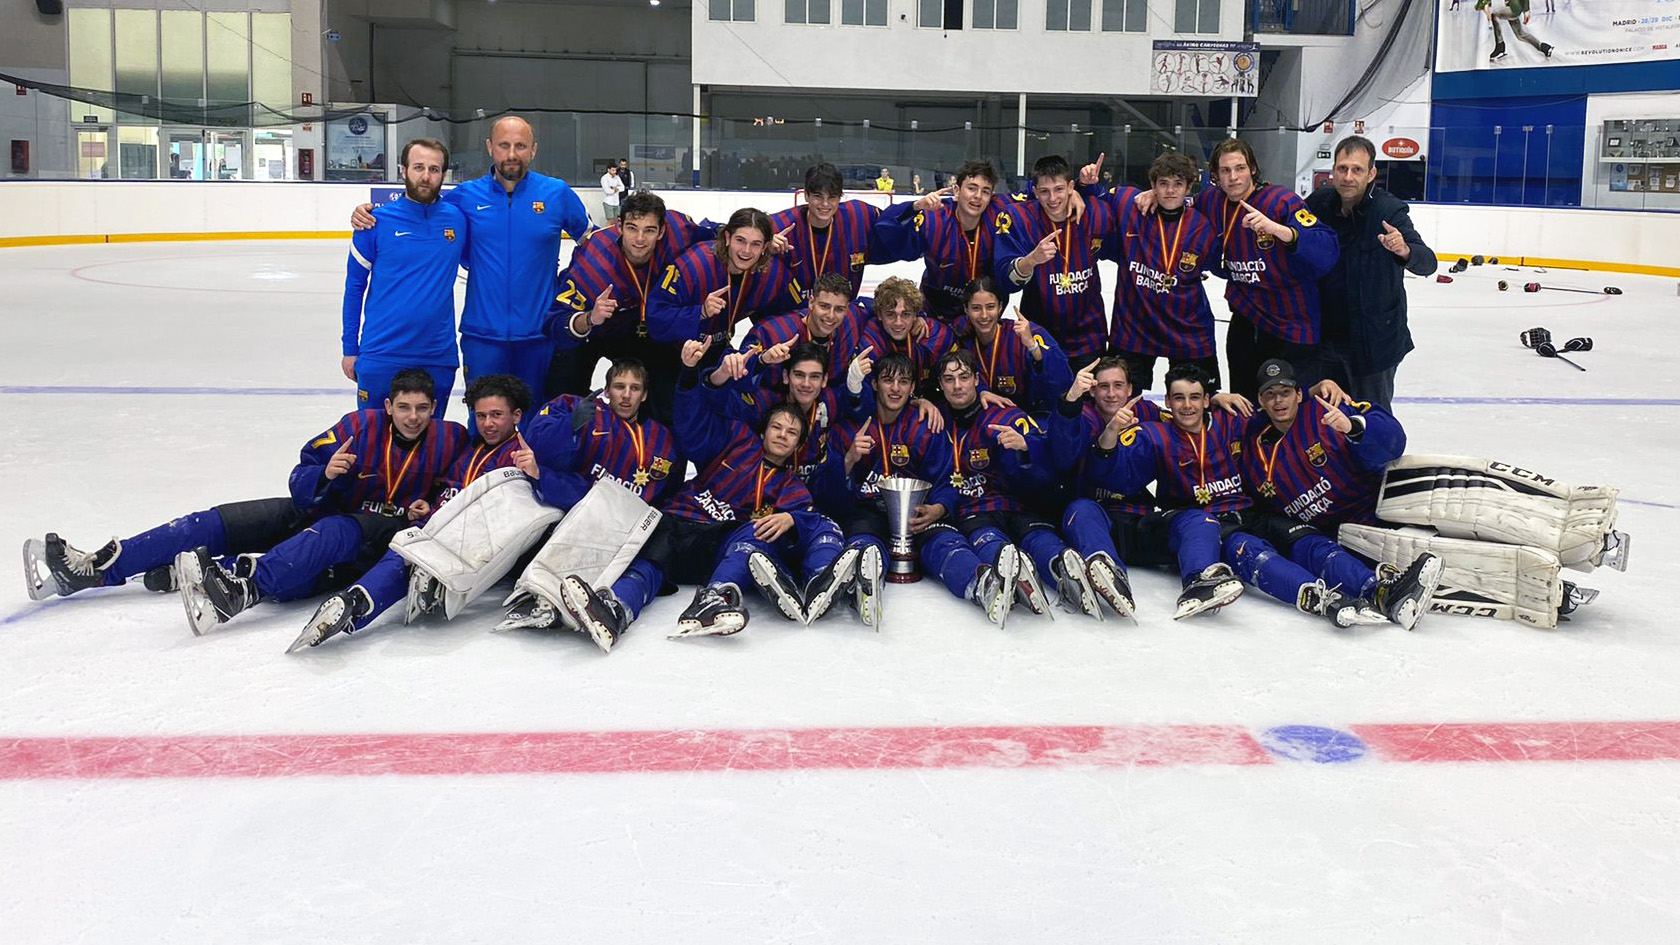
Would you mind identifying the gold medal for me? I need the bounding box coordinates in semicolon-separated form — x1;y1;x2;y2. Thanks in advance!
951;472;966;488
1259;480;1277;497
752;506;773;520
633;468;650;487
1194;484;1212;504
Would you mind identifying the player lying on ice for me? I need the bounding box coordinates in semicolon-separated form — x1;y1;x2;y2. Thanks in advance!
23;370;466;636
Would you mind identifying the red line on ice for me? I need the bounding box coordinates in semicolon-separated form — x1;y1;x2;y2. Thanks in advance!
1353;721;1680;763
0;725;1270;780
5;721;1678;780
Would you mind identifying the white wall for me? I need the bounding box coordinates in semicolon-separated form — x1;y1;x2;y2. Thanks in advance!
3;182;1677;275
692;1;1246;96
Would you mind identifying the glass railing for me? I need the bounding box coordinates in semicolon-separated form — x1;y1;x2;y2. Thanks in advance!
1250;0;1354;36
8;109;1679;214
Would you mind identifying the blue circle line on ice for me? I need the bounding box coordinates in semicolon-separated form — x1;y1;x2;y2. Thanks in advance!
1258;726;1370;764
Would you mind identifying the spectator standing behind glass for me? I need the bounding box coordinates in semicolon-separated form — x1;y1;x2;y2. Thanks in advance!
601;164;625;222
1304;135;1436;412
617;157;635;191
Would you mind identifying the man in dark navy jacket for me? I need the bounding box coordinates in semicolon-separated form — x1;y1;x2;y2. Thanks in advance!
1306;135;1437;411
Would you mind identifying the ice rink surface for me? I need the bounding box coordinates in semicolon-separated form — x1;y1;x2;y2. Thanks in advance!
2;238;1678;943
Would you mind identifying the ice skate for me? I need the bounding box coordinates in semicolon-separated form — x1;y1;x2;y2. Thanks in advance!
560;575;629;653
1054;547;1102;618
1013;547;1051;617
1601;530;1631;572
1173;562;1244;620
1085;552;1135;619
141;565;177;593
970;544;1021;627
404;567;444;624
1299;580;1385;629
671;583;748;638
801;547;860;625
748;551;807;623
176;546;256;635
495;593;564;632
1374;552;1444;631
851;543;884;630
25;533;120;599
287;587;372;653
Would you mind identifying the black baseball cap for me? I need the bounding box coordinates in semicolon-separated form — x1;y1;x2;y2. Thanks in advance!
1256;359;1298;395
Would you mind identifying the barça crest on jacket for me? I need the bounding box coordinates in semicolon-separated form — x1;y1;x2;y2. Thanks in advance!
444;228;457;242
889;443;910;467
968;447;991;470
1178;251;1198;273
1256;233;1275;250
1307;442;1327;467
532;201;546;214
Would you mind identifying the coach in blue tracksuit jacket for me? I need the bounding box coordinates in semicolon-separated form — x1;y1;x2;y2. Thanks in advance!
343;138;468;416
443;117;595;406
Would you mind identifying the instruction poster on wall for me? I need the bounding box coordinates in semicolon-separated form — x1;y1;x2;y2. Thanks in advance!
1150;41;1260;96
1437;0;1680;71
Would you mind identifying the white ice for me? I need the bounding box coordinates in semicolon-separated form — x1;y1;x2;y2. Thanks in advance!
2;240;1678;943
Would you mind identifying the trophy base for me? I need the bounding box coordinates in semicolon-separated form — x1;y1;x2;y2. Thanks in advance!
887;553;921;584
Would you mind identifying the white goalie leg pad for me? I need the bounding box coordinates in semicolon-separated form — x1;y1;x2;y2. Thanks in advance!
1337;523;1564;629
1376;454;1619;572
389;467;563;619
507;479;662;613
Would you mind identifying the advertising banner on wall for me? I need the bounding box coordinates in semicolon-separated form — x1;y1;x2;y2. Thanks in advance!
1437;0;1680;72
1150;41;1261;96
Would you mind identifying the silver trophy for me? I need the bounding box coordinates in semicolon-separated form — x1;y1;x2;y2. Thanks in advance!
879;476;932;583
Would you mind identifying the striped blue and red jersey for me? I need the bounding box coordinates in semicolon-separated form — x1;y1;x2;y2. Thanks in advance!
741;302;868;390
1240;399;1404;527
1097;188;1221;359
992;196;1116;362
857;316;955;391
1191;183;1338;344
289;409;469;520
705;373;850;482
548;209;715;342
1048;398;1169;517
435;435;524;506
645;244;803;344
769;200;883;298
810;408;959;518
667;377;818;524
523;394;682;510
941;402;1052;515
1098;410;1251;514
952;319;1074;410
870;196;1013;321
